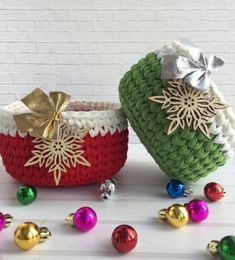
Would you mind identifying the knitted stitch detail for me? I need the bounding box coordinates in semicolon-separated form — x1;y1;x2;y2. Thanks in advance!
157;41;235;157
0;100;128;187
0;130;128;187
119;52;227;182
0;101;127;138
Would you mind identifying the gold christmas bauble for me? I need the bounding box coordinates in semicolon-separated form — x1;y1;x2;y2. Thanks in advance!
14;222;51;250
159;204;189;228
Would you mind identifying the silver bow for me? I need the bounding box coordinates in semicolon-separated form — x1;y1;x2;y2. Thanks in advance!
160;40;225;91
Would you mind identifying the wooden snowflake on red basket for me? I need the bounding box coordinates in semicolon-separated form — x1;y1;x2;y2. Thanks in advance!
25;124;90;186
148;80;228;138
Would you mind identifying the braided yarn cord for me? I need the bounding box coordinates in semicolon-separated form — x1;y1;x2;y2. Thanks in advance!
119;52;227;182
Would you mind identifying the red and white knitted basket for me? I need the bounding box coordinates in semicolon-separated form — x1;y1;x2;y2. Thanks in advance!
0;100;128;187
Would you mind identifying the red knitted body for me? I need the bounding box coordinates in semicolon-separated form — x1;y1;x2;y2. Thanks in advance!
0;130;128;187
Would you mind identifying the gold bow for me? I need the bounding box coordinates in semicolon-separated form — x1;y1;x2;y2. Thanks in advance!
13;88;70;140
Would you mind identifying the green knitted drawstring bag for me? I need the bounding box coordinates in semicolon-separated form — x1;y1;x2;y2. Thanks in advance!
119;41;235;182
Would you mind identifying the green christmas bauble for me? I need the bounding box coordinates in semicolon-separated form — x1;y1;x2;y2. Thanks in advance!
17;185;37;205
218;236;235;260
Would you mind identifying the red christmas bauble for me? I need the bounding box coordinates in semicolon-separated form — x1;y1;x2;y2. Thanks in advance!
204;182;225;202
112;225;138;253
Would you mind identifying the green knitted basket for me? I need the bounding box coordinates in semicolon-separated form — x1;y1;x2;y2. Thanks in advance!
119;49;235;182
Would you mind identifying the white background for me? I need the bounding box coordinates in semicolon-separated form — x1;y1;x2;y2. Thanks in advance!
0;0;234;143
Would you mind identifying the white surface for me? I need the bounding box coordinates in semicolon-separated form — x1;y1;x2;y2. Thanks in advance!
0;143;234;259
0;1;235;143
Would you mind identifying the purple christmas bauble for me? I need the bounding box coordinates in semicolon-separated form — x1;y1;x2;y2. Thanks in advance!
186;199;209;223
0;212;5;231
73;207;97;232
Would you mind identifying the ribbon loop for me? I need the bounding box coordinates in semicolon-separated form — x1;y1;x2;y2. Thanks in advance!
160;39;225;91
13;88;70;140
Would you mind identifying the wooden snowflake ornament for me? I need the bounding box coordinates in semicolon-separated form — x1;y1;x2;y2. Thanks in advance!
149;80;228;138
25;124;90;186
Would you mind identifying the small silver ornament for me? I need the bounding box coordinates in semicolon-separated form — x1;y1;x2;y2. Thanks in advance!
100;179;117;200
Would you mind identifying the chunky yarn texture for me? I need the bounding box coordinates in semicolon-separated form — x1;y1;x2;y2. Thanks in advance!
119;52;227;182
0;101;128;187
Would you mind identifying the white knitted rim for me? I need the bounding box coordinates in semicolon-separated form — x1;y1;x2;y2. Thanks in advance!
0;100;128;138
156;41;235;158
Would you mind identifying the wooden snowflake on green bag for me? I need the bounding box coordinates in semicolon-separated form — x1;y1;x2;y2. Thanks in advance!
149;80;228;138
